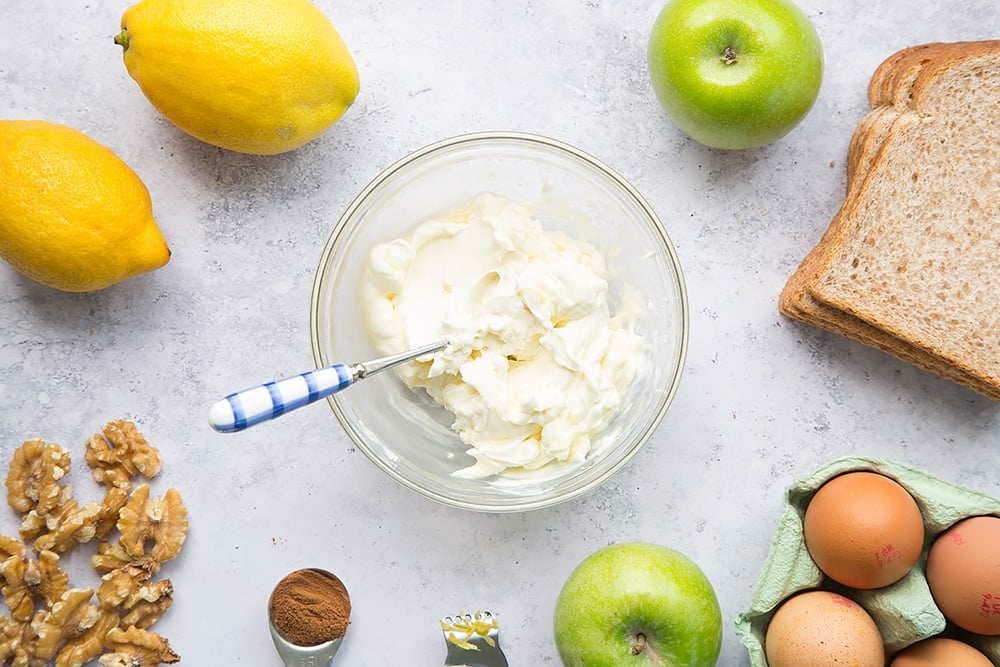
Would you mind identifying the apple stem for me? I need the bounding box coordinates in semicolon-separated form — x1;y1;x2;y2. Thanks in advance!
631;633;647;656
720;46;738;65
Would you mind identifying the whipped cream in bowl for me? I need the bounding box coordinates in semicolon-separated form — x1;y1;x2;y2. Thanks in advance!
310;133;688;511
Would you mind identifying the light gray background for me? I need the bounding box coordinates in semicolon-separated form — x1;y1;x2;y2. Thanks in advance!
1;1;998;665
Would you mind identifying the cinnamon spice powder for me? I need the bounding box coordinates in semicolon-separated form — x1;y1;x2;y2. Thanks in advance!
269;568;352;646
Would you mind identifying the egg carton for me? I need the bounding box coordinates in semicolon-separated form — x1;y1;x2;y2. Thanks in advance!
735;456;1000;665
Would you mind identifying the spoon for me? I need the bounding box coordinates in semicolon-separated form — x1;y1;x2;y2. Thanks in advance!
209;340;447;433
268;621;344;667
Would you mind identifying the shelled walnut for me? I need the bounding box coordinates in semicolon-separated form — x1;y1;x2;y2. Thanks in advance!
97;569;174;630
0;611;45;667
85;422;161;490
117;486;188;566
0;549;68;622
91;542;161;582
32;500;103;555
6;439;71;517
99;626;178;666
0;421;188;665
33;587;119;667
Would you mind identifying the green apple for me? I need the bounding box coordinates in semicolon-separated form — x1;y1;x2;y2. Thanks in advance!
647;0;824;149
553;542;722;667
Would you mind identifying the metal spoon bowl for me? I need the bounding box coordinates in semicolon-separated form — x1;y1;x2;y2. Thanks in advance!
268;619;343;667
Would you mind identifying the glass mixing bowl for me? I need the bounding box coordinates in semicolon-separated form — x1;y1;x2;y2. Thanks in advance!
310;132;688;512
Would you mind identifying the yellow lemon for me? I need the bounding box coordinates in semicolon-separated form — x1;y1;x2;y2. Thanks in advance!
115;0;360;155
0;120;170;292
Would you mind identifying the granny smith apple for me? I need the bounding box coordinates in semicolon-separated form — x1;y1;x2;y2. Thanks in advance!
553;542;722;667
647;0;824;149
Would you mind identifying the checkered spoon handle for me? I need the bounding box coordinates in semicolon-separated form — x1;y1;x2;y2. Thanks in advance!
208;340;447;433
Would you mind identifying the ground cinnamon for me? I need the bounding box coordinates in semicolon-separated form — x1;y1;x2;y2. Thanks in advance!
269;568;352;646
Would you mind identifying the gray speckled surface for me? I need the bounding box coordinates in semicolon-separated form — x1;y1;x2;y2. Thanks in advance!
1;1;999;665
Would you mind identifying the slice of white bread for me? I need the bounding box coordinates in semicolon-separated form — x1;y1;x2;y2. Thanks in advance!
780;41;1000;400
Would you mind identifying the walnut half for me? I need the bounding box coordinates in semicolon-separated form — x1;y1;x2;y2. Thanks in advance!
85;421;162;490
99;626;179;666
97;570;174;630
5;440;71;516
0;611;46;667
0;549;68;622
117;485;188;565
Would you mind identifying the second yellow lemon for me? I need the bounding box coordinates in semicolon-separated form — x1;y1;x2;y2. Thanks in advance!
115;0;360;155
0;120;170;292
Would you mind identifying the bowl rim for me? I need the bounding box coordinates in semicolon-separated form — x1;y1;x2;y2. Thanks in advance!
309;130;690;512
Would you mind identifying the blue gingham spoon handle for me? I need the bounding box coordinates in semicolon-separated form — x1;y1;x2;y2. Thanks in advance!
208;364;354;433
209;340;447;433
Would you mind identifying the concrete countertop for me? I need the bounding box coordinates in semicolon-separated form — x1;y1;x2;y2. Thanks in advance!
1;1;998;665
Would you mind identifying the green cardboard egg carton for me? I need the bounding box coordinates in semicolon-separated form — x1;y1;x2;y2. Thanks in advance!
735;456;1000;665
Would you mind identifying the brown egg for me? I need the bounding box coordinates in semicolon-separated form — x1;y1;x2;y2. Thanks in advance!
803;471;925;589
926;515;1000;635
889;637;992;666
765;590;885;667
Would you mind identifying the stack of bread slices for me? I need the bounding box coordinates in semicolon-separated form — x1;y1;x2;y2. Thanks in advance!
780;40;1000;400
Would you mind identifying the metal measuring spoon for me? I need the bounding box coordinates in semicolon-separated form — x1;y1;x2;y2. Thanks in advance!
267;568;349;667
268;619;343;667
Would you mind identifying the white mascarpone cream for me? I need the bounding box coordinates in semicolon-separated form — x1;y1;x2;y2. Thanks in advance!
360;193;643;478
